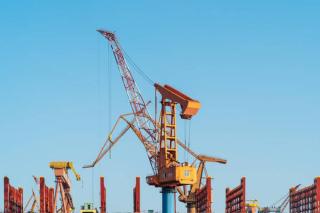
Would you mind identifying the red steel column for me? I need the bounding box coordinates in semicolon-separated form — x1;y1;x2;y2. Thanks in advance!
49;188;55;213
206;177;212;212
4;177;9;213
18;187;23;213
315;177;320;213
100;176;106;213
133;177;140;213
40;177;46;213
4;177;23;213
40;176;54;213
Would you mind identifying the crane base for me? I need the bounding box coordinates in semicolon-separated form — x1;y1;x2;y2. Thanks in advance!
162;187;175;213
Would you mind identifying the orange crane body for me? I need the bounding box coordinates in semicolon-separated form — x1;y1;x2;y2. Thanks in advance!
146;83;201;188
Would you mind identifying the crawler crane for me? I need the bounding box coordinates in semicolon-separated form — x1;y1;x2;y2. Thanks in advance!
49;161;81;213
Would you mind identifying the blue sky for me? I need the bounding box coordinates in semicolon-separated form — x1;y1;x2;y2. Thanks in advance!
0;1;319;212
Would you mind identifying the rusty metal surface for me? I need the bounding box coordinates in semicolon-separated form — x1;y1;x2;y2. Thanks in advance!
195;177;212;213
290;177;320;213
225;177;246;213
40;177;54;213
133;177;141;213
4;177;23;213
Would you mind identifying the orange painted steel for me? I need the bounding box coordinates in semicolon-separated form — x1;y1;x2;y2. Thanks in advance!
146;83;200;187
195;177;212;213
289;177;320;213
154;84;201;119
225;177;246;213
100;177;106;213
133;177;141;213
40;177;54;213
4;176;23;213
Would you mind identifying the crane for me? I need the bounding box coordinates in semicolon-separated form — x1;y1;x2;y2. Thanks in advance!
146;83;201;186
49;161;81;213
85;29;227;213
247;200;260;213
258;184;300;213
24;189;39;213
177;155;227;213
145;83;201;213
24;176;40;213
96;29;158;174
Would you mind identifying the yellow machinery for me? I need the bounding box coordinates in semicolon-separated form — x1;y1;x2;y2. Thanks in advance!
49;161;80;213
24;176;40;213
177;155;227;213
24;189;38;213
247;200;260;213
80;203;98;213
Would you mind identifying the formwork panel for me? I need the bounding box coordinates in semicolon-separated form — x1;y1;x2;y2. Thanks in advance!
290;177;320;213
195;177;212;213
4;176;23;213
225;177;246;213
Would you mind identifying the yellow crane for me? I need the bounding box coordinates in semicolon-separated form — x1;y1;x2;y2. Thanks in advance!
24;189;39;213
49;161;81;213
247;200;260;213
24;176;40;213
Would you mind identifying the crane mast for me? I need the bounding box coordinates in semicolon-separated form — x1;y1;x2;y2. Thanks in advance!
93;30;226;213
97;30;158;174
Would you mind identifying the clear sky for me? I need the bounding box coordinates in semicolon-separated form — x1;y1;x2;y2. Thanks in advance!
0;1;319;212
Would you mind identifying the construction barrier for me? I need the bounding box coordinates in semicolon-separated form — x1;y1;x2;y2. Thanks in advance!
4;176;23;213
100;176;106;213
40;177;54;213
226;177;246;213
290;177;320;213
133;176;141;213
195;177;212;213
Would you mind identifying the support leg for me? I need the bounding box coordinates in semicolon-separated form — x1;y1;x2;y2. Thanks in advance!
162;187;175;213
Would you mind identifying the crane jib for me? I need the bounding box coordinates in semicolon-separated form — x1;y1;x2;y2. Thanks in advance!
98;29;158;173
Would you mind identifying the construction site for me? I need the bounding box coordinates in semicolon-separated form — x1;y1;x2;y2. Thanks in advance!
1;1;319;213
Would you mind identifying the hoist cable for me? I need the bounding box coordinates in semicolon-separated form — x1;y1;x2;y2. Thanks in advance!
120;44;155;86
107;43;112;159
184;120;187;162
188;120;192;163
91;167;95;204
